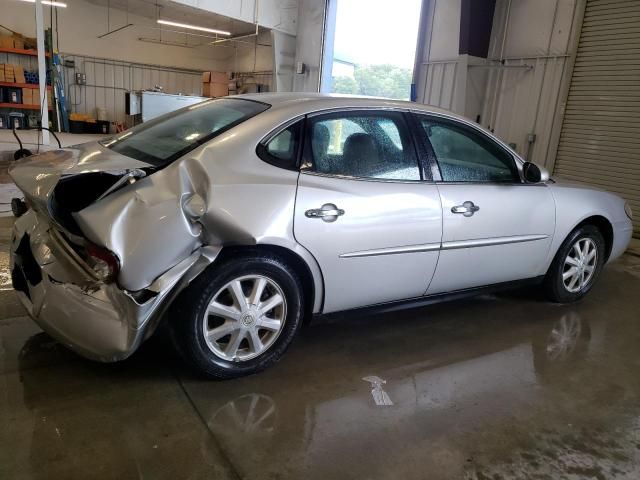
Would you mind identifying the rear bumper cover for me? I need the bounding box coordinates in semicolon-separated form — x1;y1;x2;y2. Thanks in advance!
10;210;217;362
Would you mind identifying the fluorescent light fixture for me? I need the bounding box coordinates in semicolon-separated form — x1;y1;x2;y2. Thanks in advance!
19;0;68;7
157;19;230;36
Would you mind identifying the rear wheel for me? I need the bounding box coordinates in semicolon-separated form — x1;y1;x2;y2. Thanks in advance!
543;225;605;303
169;254;304;379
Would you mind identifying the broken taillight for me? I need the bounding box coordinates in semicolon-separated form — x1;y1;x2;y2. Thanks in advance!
86;243;120;283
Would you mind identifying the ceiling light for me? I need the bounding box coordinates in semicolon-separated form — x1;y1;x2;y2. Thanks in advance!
157;19;230;36
19;0;68;7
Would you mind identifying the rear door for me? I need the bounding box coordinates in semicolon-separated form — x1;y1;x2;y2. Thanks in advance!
412;113;556;294
293;110;442;313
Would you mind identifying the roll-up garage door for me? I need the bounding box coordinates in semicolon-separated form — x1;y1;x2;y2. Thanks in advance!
555;0;640;235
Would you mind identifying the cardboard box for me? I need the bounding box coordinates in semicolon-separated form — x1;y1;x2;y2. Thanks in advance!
14;65;25;84
0;36;13;48
0;65;5;82
202;82;228;98
22;88;34;105
4;66;14;82
23;37;37;50
13;37;24;50
202;71;228;84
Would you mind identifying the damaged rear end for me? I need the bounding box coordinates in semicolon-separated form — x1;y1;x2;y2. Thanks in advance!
9;98;269;361
9;144;214;361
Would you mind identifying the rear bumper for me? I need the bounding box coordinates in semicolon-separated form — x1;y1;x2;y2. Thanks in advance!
10;210;213;362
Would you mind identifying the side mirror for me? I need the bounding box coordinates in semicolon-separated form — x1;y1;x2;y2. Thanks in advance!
522;162;549;183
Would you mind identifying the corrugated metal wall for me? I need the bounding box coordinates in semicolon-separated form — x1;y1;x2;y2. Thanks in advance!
62;54;202;126
412;0;581;169
481;56;569;165
480;0;580;168
415;60;460;111
555;0;640;234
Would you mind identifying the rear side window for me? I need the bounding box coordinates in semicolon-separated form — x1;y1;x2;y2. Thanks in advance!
304;112;420;181
257;120;303;170
103;98;269;167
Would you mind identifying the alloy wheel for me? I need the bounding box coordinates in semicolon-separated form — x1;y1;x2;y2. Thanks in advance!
203;275;287;362
562;238;597;293
546;312;582;361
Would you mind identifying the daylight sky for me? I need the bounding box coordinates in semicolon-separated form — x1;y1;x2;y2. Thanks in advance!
332;0;422;68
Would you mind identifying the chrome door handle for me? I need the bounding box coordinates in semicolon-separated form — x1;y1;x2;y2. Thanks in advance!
451;201;480;217
305;203;345;222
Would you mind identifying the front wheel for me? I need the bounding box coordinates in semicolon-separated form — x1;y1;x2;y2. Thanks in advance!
543;225;605;303
169;254;304;379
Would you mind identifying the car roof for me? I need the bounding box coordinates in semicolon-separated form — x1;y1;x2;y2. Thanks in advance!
235;92;457;118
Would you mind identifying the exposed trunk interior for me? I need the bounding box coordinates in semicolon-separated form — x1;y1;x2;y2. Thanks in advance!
50;173;123;235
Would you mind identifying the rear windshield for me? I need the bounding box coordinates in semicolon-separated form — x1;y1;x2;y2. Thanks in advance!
102;98;269;166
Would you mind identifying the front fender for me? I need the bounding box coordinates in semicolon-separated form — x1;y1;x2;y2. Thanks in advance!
545;182;632;269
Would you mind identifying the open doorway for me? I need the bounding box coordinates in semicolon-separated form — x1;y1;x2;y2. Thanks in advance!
321;0;423;100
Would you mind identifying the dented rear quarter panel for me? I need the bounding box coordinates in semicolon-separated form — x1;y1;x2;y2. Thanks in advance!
74;108;324;309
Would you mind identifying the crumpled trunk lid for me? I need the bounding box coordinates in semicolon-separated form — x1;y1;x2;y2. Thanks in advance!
9;142;152;231
10;142;206;292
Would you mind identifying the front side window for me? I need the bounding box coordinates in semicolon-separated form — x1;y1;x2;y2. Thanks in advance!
305;112;420;181
103;98;269;167
418;117;520;183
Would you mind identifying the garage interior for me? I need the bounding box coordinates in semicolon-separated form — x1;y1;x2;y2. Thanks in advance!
1;0;640;478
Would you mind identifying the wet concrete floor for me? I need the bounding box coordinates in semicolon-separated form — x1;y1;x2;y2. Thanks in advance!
1;215;640;479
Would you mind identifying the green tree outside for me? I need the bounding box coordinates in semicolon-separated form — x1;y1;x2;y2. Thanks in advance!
331;64;413;100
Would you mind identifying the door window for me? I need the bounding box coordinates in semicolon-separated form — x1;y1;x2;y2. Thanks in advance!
418;117;520;183
257;120;302;170
306;112;420;181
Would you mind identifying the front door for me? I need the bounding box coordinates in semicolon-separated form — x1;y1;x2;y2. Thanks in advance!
413;114;556;294
294;110;442;313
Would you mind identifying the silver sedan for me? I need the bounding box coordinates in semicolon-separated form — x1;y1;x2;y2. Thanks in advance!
8;94;634;378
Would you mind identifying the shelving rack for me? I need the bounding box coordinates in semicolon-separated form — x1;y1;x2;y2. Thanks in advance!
0;47;51;57
0;46;54;121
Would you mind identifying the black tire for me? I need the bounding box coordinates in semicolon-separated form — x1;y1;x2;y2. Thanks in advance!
543;224;606;303
169;253;304;379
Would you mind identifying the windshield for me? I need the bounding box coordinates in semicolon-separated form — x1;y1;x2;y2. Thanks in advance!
102;98;269;166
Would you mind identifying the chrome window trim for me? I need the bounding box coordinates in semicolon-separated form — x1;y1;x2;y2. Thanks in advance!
434;181;548;187
306;106;411;117
300;170;428;184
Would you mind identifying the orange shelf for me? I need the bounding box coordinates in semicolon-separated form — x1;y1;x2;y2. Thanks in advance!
0;81;51;90
0;103;52;110
0;47;51;57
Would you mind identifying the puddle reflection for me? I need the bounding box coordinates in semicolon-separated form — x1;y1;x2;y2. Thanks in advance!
183;308;628;479
9;289;640;479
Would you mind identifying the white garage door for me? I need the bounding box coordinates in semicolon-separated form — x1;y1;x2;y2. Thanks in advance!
555;0;640;234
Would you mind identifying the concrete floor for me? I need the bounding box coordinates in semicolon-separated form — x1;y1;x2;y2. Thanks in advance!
1;215;640;479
